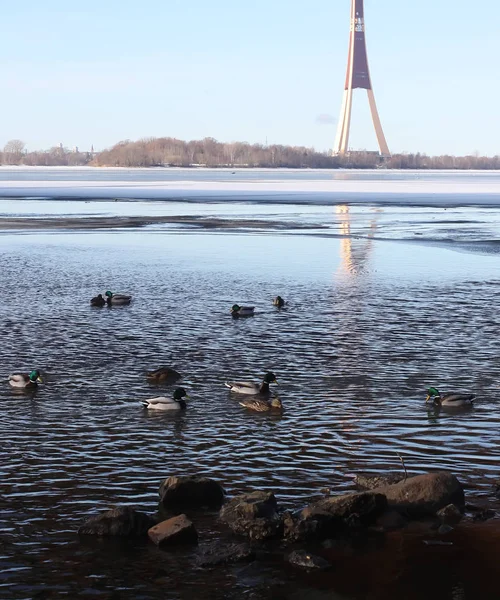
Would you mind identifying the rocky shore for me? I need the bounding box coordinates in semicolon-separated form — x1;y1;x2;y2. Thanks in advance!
77;472;499;572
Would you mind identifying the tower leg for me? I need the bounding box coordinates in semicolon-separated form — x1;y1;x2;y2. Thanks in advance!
334;88;353;155
367;89;390;156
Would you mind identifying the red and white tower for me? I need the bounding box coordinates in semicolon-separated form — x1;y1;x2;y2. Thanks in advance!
333;0;390;156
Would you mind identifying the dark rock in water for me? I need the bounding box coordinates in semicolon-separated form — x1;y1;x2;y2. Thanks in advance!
284;492;387;543
219;490;282;541
494;480;500;498
355;473;404;490
303;491;387;523
196;541;255;567
159;476;225;510
472;509;496;522
438;524;454;535
148;514;198;547
78;506;156;537
372;472;464;517
437;503;463;525
287;550;330;570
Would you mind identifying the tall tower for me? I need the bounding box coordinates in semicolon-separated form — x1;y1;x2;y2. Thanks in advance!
333;0;390;156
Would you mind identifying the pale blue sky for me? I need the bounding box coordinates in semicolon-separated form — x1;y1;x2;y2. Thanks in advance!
1;0;498;156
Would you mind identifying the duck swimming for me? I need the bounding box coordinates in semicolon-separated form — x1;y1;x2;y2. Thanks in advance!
426;387;475;407
141;387;189;411
105;291;132;306
9;370;43;389
146;367;181;383
225;372;278;395
90;294;106;307
239;397;283;412
273;296;286;308
231;304;255;317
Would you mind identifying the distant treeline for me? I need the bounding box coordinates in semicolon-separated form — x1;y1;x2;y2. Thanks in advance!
2;137;500;170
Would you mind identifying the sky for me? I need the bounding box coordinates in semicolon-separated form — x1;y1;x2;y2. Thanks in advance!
1;0;499;156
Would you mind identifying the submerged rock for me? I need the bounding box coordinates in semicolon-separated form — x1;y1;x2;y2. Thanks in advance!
372;472;464;517
437;504;463;525
159;476;225;510
78;506;156;537
472;509;496;522
219;490;282;541
287;550;330;570
285;492;387;542
196;541;255;567
148;514;198;547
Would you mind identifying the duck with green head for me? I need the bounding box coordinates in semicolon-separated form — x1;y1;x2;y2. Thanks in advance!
141;387;190;411
225;372;278;395
231;304;255;317
426;387;475;407
9;370;43;389
105;291;132;306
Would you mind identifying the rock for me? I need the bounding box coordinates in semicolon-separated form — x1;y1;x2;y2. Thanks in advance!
159;476;225;510
355;473;404;490
219;491;282;541
285;492;387;542
148;514;198;547
287;550;330;570
437;504;463;525
78;506;156;537
302;492;387;525
196;541;255;567
438;524;454;535
373;472;464;517
472;509;496;522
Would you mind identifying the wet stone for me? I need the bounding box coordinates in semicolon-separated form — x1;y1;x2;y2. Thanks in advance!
437;503;463;525
159;476;225;510
148;514;198;547
78;506;156;537
196;541;255;567
287;550;331;570
373;472;464;517
219;490;282;541
472;509;496;522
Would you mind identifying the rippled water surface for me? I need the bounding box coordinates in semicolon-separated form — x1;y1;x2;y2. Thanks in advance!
1;195;500;599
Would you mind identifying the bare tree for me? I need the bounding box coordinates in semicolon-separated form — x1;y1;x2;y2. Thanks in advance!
3;139;25;164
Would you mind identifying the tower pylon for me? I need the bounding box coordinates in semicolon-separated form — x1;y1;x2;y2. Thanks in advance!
333;0;390;157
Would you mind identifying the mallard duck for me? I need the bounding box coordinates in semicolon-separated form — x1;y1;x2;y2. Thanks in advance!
9;370;43;388
273;296;286;308
231;304;255;317
105;291;132;306
426;387;475;407
146;367;181;383
225;372;278;395
90;293;106;307
141;387;189;411
239;397;283;412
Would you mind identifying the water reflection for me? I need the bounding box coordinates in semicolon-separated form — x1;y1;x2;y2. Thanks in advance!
336;205;378;276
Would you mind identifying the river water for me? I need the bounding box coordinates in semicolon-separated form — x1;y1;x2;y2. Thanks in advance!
0;169;499;599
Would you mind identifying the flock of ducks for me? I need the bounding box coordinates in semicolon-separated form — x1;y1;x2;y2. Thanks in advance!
8;293;476;412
